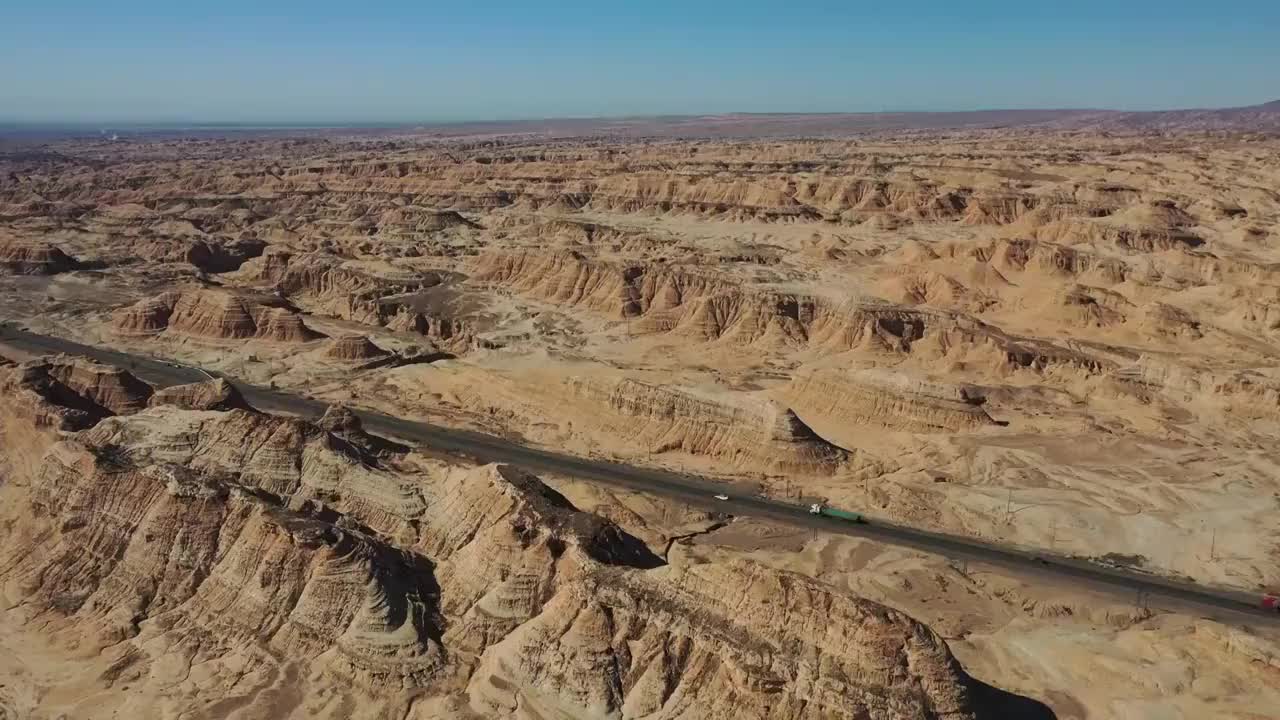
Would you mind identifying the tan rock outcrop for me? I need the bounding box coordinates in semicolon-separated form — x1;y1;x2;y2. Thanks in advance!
1036;285;1133;329
172;156;1185;231
499;217;672;254
470;561;980;719
0;362;107;430
132;235;266;273
374;207;480;233
0;357;152;429
1240;301;1280;334
8;448;446;687
149;377;254;411
472;249;734;320
252;303;323;342
111;291;179;333
797;177;969;222
1138;303;1203;339
567;377;848;473
316;403;403;457
249;251;412;304
168;289;270;338
785;369;997;433
0;389;1020;719
41;356;154;414
875;268;985;310
325;334;390;361
1034;218;1204;253
472;249;1104;372
0;239;77;274
585;174;824;220
1109;356;1280;420
113;288;324;342
241;251;470;348
983;238;1128;284
961;192;1039;225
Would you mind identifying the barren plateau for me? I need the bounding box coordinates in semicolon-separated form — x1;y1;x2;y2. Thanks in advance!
2;118;1280;718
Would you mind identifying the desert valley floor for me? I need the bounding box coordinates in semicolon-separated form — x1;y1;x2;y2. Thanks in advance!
1;122;1279;719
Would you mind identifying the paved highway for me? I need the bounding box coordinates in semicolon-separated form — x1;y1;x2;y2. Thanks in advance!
1;321;1277;625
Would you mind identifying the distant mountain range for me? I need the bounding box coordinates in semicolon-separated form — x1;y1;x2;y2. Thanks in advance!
4;100;1279;142
1041;99;1280;132
406;100;1280;138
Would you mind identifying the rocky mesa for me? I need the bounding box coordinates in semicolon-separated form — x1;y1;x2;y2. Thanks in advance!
113;288;325;343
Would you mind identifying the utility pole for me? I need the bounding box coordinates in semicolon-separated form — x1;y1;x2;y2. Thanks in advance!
1209;527;1217;562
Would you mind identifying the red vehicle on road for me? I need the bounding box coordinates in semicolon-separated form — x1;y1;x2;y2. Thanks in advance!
1262;594;1280;613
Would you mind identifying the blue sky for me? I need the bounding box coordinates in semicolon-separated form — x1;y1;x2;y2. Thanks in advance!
2;1;1278;123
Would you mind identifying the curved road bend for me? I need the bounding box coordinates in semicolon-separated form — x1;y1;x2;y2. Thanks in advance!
1;321;1276;626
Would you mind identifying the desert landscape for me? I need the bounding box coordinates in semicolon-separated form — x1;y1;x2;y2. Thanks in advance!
2;107;1280;719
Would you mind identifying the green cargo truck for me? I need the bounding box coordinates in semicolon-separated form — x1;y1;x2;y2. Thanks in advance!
808;504;865;523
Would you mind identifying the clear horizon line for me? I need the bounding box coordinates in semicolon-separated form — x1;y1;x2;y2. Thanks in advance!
0;98;1276;130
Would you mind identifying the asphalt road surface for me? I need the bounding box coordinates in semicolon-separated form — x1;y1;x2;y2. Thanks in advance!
2;321;1277;625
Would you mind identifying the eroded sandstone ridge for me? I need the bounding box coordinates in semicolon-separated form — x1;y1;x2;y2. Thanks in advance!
114;288;324;343
566;376;848;473
0;358;1019;719
784;369;996;433
149;377;254;411
326;333;391;362
0;356;152;429
0;238;78;274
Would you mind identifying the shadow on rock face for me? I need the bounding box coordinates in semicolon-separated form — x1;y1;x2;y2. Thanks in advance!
970;677;1061;720
494;464;666;570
